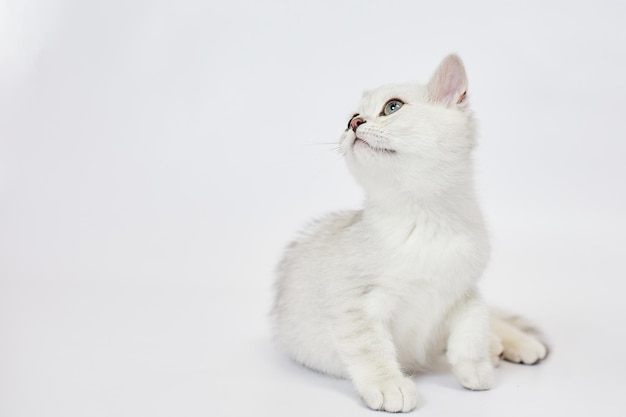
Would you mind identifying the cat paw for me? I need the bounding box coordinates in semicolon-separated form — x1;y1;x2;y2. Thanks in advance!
502;334;547;365
489;334;504;367
357;377;421;413
453;359;494;391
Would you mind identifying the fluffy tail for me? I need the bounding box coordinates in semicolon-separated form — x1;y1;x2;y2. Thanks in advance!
489;308;549;365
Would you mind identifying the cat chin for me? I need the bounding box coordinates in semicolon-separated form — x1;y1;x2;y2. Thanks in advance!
353;137;396;154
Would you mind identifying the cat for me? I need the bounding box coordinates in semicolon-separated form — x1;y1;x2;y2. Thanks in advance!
272;54;547;413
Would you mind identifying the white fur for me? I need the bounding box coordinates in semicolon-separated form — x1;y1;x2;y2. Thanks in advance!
272;55;547;412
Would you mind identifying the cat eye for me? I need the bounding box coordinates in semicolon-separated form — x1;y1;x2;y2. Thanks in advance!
381;99;404;116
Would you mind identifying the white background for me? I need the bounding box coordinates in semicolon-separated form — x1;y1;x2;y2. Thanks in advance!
1;1;626;416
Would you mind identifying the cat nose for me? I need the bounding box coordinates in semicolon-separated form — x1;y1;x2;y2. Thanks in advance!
350;117;366;132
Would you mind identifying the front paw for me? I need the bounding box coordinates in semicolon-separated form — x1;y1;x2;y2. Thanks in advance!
489;333;504;367
357;377;421;413
453;359;494;391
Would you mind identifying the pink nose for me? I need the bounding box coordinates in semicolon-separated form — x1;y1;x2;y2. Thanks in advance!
350;117;365;132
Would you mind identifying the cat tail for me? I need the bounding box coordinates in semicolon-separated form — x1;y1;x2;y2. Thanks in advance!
489;308;549;365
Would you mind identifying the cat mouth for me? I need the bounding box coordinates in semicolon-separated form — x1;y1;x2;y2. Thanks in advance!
353;137;396;154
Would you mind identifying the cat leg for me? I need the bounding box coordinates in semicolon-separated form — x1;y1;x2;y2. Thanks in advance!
490;310;548;364
489;331;504;367
335;308;421;413
446;294;494;391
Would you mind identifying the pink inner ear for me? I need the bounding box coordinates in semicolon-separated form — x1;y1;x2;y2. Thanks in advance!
428;55;468;107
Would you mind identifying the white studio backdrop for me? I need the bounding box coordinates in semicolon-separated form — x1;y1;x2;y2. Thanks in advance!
1;1;625;416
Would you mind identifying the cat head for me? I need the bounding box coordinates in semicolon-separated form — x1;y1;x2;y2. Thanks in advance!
340;54;476;201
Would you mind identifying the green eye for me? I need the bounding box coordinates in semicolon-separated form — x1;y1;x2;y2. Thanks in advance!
382;99;404;116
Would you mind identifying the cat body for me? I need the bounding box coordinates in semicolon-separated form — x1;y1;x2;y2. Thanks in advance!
273;55;546;412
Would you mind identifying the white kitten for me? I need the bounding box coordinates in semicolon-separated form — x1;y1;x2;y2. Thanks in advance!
273;54;547;413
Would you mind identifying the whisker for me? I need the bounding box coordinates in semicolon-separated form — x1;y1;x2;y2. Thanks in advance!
300;141;345;156
303;142;340;146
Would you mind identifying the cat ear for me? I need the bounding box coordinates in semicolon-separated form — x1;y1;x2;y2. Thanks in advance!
426;54;468;107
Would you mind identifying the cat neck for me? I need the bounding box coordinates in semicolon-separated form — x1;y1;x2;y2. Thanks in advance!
361;171;483;236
